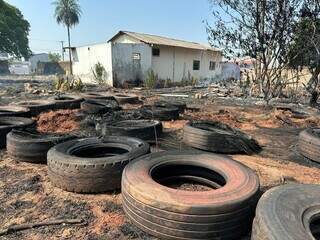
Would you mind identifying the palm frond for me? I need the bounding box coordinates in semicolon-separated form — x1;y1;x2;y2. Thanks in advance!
52;0;81;27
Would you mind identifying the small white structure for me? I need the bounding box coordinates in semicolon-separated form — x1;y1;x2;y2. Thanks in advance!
72;31;223;86
9;62;30;75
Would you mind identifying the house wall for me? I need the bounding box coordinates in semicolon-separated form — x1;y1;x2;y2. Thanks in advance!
111;43;152;87
72;43;113;85
151;45;222;82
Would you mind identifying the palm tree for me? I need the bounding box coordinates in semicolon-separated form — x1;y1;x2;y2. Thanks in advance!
53;0;81;75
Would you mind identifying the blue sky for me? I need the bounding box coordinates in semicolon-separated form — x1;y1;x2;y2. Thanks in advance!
6;0;214;55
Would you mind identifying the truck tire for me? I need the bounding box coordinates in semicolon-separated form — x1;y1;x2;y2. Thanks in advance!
154;100;187;113
52;95;83;110
298;129;320;162
81;99;121;114
140;106;180;121
103;120;162;141
251;184;320;240
81;92;115;100
7;129;76;164
114;94;139;104
48;136;150;193
13;100;56;116
0;117;35;148
122;151;260;240
183;121;261;154
0;106;30;117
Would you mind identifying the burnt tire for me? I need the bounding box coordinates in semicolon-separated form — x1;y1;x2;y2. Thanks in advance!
103;120;163;141
183;121;261;154
7;129;76;164
81;92;115;101
13;100;56;116
81;99;121;114
140;106;179;121
0;106;30;117
298;129;320;162
114;94;139;104
53;95;83;110
251;184;320;240
122;151;260;240
0;117;35;148
154;100;187;114
48;136;150;193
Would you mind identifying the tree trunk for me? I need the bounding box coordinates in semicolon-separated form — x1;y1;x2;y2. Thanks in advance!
309;66;320;107
67;26;73;75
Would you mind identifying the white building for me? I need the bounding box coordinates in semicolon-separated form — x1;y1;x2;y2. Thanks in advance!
72;31;223;87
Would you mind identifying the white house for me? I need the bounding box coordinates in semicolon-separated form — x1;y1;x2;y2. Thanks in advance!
72;31;223;87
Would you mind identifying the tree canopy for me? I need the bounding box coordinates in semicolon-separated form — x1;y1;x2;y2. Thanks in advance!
48;52;61;62
207;0;303;101
53;0;81;28
0;0;31;58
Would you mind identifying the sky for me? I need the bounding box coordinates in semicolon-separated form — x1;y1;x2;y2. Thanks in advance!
6;0;215;55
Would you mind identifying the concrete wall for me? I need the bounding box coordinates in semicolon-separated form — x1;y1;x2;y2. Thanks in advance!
151;45;222;83
111;43;152;87
72;42;113;85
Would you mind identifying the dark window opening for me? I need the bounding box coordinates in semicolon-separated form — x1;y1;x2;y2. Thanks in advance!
209;61;216;71
152;48;160;56
193;60;200;71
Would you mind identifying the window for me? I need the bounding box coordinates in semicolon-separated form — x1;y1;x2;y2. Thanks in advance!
193;60;200;70
132;53;141;60
209;61;216;71
152;48;160;56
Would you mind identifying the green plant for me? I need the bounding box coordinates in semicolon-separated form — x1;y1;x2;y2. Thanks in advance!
48;52;61;62
92;62;108;85
54;75;83;91
164;78;172;88
145;69;158;89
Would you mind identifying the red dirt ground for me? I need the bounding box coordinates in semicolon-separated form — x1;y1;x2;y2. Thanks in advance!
37;110;80;134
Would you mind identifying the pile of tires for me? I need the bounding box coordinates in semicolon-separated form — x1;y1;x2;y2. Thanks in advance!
48;136;150;193
252;184;320;240
0;106;30;117
81;99;121;114
114;94;139;104
122;151;260;240
52;95;83;110
103;120;162;141
183;120;261;154
140;105;179;121
298;128;320;162
154;100;186;113
0;117;35;148
13;100;56;116
7;129;76;164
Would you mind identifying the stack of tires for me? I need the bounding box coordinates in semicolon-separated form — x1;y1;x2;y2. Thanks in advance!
122;151;260;239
